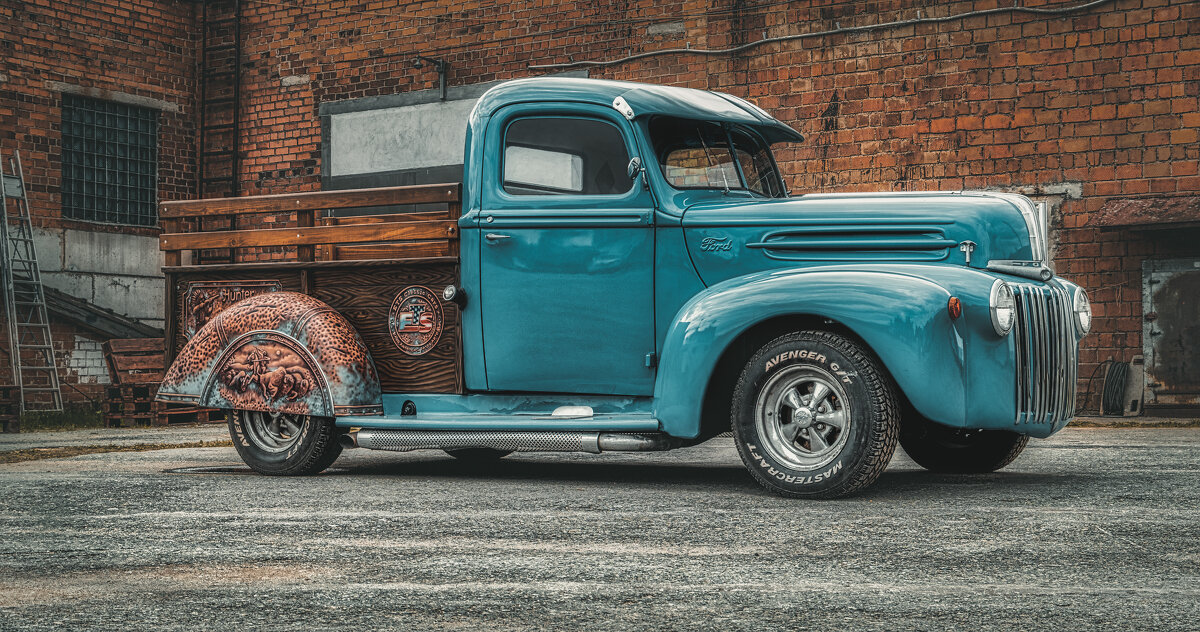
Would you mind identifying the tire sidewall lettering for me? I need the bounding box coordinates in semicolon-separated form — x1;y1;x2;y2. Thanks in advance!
763;348;855;385
746;442;845;486
284;418;311;460
231;415;249;447
228;410;336;475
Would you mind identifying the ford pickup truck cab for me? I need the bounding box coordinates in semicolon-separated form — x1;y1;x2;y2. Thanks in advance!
157;77;1090;498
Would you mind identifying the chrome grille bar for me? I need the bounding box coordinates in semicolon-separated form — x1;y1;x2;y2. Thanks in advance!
1012;283;1077;425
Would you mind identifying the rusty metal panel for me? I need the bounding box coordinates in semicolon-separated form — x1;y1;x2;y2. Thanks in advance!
1143;259;1200;408
1093;196;1200;230
157;291;382;416
182;280;282;339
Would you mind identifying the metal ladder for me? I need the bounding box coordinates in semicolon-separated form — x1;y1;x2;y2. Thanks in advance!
196;0;243;264
0;151;63;413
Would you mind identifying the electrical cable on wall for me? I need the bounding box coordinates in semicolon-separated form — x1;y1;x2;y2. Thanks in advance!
528;0;1117;70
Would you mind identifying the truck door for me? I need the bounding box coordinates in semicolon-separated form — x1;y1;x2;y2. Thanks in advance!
478;105;655;395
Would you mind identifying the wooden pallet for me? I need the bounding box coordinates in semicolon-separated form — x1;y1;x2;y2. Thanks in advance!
0;385;18;432
103;338;165;385
101;341;223;426
159;405;226;425
102;339;164;427
103;412;162;428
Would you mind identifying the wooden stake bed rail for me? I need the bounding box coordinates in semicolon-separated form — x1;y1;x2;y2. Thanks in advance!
158;183;464;394
159;183;461;266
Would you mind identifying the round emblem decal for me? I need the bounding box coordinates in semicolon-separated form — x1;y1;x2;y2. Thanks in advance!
388;285;444;356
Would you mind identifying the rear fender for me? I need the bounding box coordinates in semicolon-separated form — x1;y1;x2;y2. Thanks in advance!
156;291;382;417
654;268;965;438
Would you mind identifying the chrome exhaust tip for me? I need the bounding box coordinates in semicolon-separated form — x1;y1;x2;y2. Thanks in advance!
338;432;359;449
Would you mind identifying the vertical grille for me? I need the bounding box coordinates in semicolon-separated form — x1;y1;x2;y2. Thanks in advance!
1012;284;1078;425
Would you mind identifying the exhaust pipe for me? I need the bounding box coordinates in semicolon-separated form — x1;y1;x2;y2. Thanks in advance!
338;432;359;449
597;433;677;451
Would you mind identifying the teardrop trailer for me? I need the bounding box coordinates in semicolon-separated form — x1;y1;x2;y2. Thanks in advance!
156;77;1092;498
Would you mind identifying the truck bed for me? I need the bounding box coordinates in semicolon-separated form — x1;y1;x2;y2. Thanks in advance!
158;184;463;394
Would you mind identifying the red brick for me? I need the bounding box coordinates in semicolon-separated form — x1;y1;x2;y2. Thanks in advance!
0;0;1194;403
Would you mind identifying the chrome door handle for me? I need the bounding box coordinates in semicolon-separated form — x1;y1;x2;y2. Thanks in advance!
484;233;511;242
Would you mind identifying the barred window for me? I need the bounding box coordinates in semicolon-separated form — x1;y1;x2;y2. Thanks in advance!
61;94;158;226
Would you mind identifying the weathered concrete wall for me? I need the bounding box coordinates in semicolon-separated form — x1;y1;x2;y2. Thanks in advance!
328;97;478;176
0;0;193;403
31;228;165;326
232;0;1199;411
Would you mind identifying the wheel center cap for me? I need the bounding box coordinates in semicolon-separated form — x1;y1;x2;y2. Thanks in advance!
793;408;815;428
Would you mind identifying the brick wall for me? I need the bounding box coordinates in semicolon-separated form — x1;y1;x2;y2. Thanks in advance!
0;0;197;405
3;0;1196;411
0;0;197;223
225;0;1198;410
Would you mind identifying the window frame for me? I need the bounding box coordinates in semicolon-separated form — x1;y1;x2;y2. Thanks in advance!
650;116;786;198
496;113;637;201
60;94;160;228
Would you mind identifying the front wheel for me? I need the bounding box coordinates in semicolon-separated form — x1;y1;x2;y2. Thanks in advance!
229;409;342;475
899;415;1028;473
732;330;900;499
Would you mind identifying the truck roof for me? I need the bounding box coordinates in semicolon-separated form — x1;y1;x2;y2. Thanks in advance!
473;77;805;144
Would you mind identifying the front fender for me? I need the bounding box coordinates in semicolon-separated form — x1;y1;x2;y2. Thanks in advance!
653;267;967;438
157;291;382;417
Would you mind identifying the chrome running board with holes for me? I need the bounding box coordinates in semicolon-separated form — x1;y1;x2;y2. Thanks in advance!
340;430;679;454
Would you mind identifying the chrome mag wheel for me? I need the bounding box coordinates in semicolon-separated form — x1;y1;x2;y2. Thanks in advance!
239;410;308;453
754;366;851;471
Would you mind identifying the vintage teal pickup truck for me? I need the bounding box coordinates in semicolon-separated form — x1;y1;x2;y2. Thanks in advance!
156;77;1090;498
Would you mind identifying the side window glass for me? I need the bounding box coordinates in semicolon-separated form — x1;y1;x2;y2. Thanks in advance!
729;127;783;197
503;117;632;196
659;121;739;190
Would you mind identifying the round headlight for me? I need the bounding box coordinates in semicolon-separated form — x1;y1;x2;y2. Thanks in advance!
1073;286;1092;335
990;280;1016;336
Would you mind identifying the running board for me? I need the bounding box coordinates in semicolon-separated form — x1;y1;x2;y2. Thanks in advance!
341;430;679;454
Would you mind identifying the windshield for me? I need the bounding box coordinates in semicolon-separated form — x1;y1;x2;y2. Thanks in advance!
649;117;786;197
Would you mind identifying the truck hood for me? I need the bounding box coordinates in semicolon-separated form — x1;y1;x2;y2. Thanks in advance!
679;191;1042;287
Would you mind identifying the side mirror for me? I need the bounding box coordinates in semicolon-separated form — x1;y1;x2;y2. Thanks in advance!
626;157;642;180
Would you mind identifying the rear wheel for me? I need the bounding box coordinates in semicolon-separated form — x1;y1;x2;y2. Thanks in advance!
731;331;900;499
229;409;342;475
900;415;1028;473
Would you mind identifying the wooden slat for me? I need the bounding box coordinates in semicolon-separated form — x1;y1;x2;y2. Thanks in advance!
164;271;178;364
333;241;451;260
112;354;165;372
105;339;164;354
159;183;460;218
322;211;449;225
119;371;165;385
164;256;458;274
160;220;457;252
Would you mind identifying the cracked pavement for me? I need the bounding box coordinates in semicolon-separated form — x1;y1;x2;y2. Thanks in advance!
0;427;1197;630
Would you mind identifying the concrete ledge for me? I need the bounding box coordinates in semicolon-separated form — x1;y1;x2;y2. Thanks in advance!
0;424;228;452
1072;415;1200;428
44;81;181;113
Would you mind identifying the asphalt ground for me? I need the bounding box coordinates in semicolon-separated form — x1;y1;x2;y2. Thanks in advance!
0;426;1197;631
